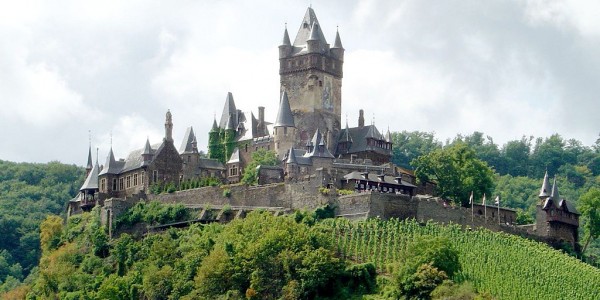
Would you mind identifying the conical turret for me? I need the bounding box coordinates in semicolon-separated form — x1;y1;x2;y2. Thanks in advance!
331;27;345;61
86;145;93;175
274;91;295;128
219;92;237;129
550;177;560;203
142;138;153;163
306;22;323;53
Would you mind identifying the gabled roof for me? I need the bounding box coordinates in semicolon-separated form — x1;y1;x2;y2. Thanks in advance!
539;171;551;197
121;143;162;173
293;7;328;47
180;126;196;153
305;134;335;159
274;91;295;127
219;92;237;129
80;161;99;191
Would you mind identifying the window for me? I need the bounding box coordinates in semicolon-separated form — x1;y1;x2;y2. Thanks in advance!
133;174;138;186
141;171;145;185
101;179;106;192
230;165;238;177
112;179;117;191
187;156;191;163
319;80;322;87
119;178;124;190
153;170;158;183
245;144;248;152
126;176;131;188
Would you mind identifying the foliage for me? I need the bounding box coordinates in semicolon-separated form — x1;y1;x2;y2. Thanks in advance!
325;218;600;299
115;201;190;227
179;176;221;191
391;131;442;169
0;160;83;285
579;188;600;254
337;189;354;195
412;142;495;205
222;188;231;198
515;209;535;225
241;149;280;185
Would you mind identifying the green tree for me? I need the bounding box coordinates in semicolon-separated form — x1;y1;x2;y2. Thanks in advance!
391;131;442;169
412;143;495;205
579;188;600;254
241;149;280;185
501;136;533;176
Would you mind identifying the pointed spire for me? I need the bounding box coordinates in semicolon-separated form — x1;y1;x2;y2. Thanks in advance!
274;91;295;127
311;128;322;147
99;146;119;175
219;92;237;129
143;138;152;155
294;7;327;46
341;122;353;143
332;27;343;49
179;126;196;153
308;22;321;41
550;177;560;201
539;170;551;198
80;159;99;191
282;24;291;46
286;148;297;164
211;117;219;132
86;145;93;171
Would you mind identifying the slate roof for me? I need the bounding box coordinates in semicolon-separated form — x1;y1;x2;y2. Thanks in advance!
219;92;237;129
286;148;297;164
539;171;551;197
274;91;295;127
332;29;343;49
281;26;291;46
198;158;226;170
305;129;335;158
98;147;124;175
86;146;93;170
336;125;389;155
121;143;162;173
180;126;197;153
293;7;327;47
80;161;99;191
343;171;416;188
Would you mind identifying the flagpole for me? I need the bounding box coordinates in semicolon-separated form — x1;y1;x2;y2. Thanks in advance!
469;191;474;223
483;193;487;223
497;196;501;224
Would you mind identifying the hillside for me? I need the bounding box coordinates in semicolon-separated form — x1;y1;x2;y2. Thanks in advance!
0;160;84;293
8;205;599;299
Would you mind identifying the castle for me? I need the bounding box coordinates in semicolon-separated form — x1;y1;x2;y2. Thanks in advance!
68;7;580;251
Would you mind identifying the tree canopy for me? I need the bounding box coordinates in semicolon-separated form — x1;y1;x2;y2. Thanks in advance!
412;142;495;205
241;149;280;185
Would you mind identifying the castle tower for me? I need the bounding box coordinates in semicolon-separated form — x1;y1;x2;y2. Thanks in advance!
142;138;153;163
279;7;344;152
208;118;224;162
273;91;297;158
165;110;173;143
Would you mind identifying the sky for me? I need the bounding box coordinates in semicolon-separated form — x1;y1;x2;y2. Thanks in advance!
1;0;599;166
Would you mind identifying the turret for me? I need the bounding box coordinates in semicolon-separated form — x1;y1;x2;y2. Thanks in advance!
208;117;224;162
285;148;298;179
539;170;551;203
279;25;293;58
142;138;153;163
306;22;323;53
331;27;344;61
85;144;93;177
165;110;173;143
273;91;297;158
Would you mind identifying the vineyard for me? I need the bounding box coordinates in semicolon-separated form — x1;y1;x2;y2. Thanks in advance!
323;218;600;299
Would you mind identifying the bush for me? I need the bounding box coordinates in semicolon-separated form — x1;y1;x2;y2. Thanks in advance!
222;189;231;198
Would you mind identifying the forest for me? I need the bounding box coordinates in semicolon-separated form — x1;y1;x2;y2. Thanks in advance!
0;131;599;297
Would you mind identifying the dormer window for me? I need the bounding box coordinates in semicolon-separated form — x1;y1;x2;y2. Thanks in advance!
303;22;308;28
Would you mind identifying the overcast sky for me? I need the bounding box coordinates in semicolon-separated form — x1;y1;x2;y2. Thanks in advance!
1;0;599;166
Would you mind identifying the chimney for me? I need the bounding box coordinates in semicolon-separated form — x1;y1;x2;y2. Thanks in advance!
258;106;265;126
358;109;365;127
